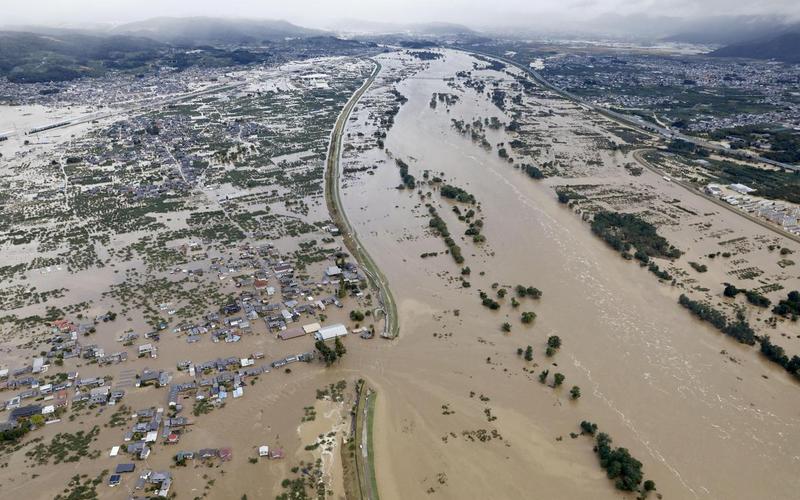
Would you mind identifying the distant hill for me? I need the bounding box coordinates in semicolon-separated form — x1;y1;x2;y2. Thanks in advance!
331;19;476;37
113;17;325;45
660;16;795;45
508;13;797;46
0;30;164;83
710;32;800;63
412;22;477;37
0;25;376;84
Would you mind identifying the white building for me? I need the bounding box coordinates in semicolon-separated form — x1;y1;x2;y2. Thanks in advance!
314;324;348;341
138;343;157;357
32;357;48;373
730;183;756;195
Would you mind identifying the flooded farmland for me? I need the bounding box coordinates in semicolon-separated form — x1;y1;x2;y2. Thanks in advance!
1;40;799;500
0;55;386;499
339;49;800;499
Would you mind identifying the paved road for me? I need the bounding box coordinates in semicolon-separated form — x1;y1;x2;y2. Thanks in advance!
461;49;799;172
324;59;400;339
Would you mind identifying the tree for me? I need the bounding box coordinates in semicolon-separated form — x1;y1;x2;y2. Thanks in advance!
524;345;533;361
723;284;739;298
570;386;581;400
501;322;511;332
526;287;542;299
30;414;45;427
315;340;337;365
481;296;500;309
334;337;347;358
349;310;365;322
643;480;656;492
538;369;549;384
497;288;507;299
580;420;597;435
547;335;562;349
553;373;565;387
521;311;536;324
593;432;644;492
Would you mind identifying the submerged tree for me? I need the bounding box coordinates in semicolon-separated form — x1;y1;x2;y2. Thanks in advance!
315;340;337;365
538;369;549;384
334;337;347;359
524;345;533;362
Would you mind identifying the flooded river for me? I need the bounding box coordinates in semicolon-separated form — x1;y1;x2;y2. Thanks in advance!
339;50;800;499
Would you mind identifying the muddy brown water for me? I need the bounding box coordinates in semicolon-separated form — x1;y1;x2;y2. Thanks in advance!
1;51;799;500
338;50;800;500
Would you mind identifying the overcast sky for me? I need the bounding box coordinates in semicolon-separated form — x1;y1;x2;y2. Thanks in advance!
3;0;799;29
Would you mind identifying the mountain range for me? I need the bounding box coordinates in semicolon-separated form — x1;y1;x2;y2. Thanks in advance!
1;15;799;85
111;17;324;45
0;18;376;84
709;31;800;63
329;19;477;37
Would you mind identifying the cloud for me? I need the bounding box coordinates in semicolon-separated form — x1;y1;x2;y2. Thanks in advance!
2;0;799;29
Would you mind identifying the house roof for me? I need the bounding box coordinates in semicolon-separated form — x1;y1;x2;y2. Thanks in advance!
303;322;321;334
115;463;136;473
278;326;305;340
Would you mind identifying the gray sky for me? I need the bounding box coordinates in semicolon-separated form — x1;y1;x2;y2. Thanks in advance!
3;0;799;29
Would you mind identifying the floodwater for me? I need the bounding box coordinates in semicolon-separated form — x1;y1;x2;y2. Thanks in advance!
0;57;378;499
339;50;800;499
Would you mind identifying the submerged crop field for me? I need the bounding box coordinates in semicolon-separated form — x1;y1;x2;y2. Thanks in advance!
0;52;394;499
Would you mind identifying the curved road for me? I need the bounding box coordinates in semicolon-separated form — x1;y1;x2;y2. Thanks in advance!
324;59;399;339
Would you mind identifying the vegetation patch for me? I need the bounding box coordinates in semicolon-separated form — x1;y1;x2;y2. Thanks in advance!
25;426;101;465
678;294;755;345
772;290;800;319
427;205;464;264
591;211;681;259
440;184;476;204
578;421;655;495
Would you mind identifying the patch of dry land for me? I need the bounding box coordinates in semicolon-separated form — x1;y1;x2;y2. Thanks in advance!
339;49;800;499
